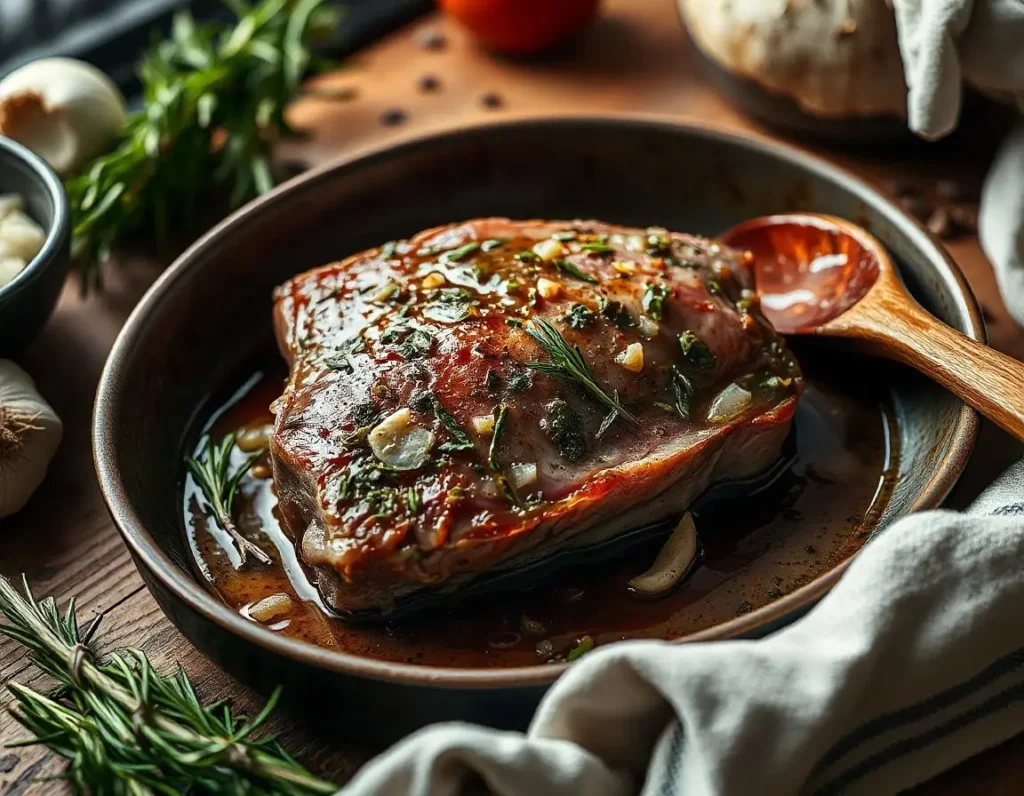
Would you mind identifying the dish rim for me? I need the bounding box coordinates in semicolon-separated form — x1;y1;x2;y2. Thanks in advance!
0;135;71;301
93;114;982;689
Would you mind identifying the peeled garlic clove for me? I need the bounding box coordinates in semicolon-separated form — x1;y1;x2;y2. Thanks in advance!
247;593;294;623
0;58;126;176
707;383;753;423
0;195;23;221
0;257;27;287
629;512;699;598
0;210;46;262
368;408;435;470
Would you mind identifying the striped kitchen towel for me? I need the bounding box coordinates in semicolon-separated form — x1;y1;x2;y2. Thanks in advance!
342;458;1024;796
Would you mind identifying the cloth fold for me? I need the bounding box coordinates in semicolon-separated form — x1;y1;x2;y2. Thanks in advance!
892;0;1024;326
339;6;1024;794
343;463;1024;796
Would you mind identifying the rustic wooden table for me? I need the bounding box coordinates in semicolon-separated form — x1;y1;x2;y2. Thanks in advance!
3;1;1023;792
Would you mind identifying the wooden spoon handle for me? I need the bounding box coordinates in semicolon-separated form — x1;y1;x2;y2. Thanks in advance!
843;296;1024;442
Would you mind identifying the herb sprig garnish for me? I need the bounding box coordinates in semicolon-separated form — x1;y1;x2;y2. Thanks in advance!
186;433;271;566
0;575;336;795
525;319;638;425
425;395;475;452
68;0;340;291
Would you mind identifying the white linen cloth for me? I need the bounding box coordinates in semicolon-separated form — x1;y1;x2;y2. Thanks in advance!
892;0;1024;325
340;7;1024;794
341;465;1024;796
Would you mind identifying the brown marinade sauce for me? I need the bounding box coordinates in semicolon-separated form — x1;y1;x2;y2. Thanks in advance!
184;343;899;668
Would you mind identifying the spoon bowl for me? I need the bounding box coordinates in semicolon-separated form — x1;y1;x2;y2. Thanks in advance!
722;212;1024;443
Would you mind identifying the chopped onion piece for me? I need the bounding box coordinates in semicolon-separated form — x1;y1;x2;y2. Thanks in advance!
628;513;699;598
536;277;561;299
508;462;538;490
637;316;660;339
368;408;435;470
707;383;753;423
248;593;293;622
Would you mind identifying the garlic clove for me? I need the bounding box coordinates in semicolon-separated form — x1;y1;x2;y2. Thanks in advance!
368;408;435;470
0;58;126;177
0;210;46;263
0;360;63;518
628;512;699;598
0;195;23;222
0;257;27;287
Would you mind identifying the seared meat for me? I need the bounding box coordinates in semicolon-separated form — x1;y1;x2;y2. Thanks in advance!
271;218;801;617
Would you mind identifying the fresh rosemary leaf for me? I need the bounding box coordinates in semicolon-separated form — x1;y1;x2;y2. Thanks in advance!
441;242;480;262
596;407;618;439
554;259;598;284
563;302;596;329
67;0;340;292
581;243;615;254
525;318;638;425
679;331;717;371
488;404;509;472
567;634;595;661
429;395;475;452
671;366;695;420
0;575;336;795
186;433;270;566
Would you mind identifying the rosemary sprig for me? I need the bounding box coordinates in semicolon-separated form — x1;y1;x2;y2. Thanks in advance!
67;0;341;291
0;575;336;795
187;433;272;566
553;259;598;284
525;318;638;425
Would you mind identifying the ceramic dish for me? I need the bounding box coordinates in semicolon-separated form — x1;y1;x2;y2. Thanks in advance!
0;135;71;356
94;117;981;743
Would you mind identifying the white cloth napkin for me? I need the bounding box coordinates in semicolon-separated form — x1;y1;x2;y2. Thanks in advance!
341;462;1024;796
339;8;1024;794
892;0;1024;326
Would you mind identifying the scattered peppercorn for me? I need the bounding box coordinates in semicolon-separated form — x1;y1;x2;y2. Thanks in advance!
380;108;408;126
417;28;447;50
418;74;441;92
480;92;504;109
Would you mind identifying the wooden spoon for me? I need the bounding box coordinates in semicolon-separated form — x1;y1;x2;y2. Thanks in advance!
720;213;1024;442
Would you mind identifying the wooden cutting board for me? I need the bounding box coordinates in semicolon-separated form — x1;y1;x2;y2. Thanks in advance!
2;0;1022;791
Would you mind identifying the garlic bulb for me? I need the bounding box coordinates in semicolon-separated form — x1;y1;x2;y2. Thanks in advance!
0;58;126;177
0;360;62;517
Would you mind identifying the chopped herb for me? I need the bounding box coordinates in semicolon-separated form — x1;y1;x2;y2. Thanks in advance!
324;337;365;372
543;399;586;463
380;240;398;259
598;297;635;329
671;366;694;420
409;391;434;413
423;287;474;323
706;278;723;296
654;401;676;413
428;395;475;452
526;318;638;425
563;303;596;329
504;278;522;293
481;238;509;252
352;402;379;428
442;242;480;262
364;488;399;519
488;405;509;471
678;331;717;371
760;374;794;391
642;284;670;321
581;243;615;254
507;369;532;393
515;251;539;262
552;231;577;241
554;259;598;284
397;328;434;360
567;635;595;661
406;488;421;513
485;368;503;394
506;318;525;329
736;295;756;312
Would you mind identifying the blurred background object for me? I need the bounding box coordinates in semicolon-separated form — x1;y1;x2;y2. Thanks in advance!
0;0;433;97
437;0;601;54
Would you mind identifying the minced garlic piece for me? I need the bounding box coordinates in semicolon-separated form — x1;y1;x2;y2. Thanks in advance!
472;415;496;435
533;239;565;261
421;271;446;290
248;593;294;622
536;277;561;299
616;342;644;372
369;408;435;470
613;261;637;276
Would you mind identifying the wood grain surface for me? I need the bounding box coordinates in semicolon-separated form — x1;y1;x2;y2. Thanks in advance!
2;1;1023;792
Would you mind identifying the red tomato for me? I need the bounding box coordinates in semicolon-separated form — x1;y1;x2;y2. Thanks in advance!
438;0;602;54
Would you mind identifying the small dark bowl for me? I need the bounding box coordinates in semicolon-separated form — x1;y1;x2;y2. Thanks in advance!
0;135;72;356
94;117;982;744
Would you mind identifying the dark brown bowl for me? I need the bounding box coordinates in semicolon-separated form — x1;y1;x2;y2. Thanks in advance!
94;116;982;743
